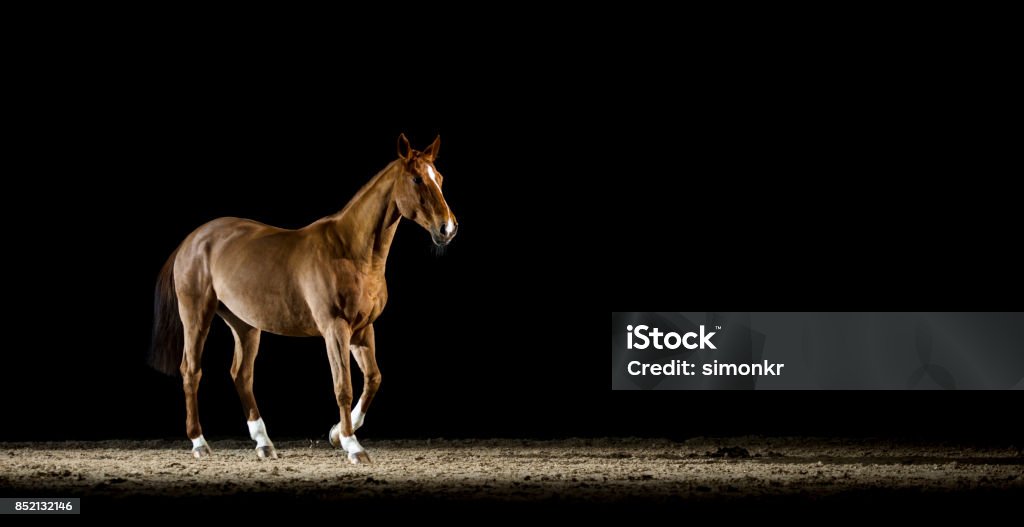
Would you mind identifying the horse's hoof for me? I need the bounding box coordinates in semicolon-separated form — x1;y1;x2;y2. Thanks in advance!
348;451;372;465
192;445;212;459
256;446;278;459
329;424;341;448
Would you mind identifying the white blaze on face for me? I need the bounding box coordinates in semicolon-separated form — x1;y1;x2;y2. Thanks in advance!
426;164;454;229
425;164;443;196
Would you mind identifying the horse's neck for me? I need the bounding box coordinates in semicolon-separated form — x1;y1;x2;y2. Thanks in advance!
321;161;401;270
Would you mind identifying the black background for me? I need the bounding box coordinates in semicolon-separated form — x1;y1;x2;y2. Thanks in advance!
3;33;1020;444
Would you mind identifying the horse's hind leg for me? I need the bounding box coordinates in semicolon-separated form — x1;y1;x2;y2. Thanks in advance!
178;287;217;459
219;307;276;460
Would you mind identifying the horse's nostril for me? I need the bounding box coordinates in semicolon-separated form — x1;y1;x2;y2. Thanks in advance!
440;223;449;236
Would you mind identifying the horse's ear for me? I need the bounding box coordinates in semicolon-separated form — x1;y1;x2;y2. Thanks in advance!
423;135;441;161
397;133;412;160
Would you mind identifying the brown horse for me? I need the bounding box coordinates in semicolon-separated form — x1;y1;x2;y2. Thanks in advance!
149;134;456;464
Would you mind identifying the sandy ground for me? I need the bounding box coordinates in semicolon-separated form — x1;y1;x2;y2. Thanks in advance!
1;438;1022;513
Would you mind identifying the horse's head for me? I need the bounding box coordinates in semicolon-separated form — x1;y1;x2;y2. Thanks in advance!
394;133;458;247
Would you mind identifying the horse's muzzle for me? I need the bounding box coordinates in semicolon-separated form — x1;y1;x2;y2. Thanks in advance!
432;232;456;246
432;220;457;246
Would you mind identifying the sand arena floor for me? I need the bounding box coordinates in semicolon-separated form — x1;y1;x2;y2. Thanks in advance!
1;437;1021;514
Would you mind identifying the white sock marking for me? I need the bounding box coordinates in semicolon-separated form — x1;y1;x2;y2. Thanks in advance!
351;400;365;431
247;417;273;448
191;435;209;450
340;434;364;454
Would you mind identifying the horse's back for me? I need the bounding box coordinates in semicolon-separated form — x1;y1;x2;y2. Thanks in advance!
175;217;289;271
174;217;320;336
183;216;286;248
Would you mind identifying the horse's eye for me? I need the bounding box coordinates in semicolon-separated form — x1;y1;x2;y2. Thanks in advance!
412;176;422;185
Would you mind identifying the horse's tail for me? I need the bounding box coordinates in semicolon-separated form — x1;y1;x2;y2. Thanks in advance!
148;247;183;376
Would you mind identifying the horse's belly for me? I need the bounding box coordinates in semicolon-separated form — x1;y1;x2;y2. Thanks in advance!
215;276;321;337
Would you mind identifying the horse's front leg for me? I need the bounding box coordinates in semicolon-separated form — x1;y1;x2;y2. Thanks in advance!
323;319;370;464
349;324;382;432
